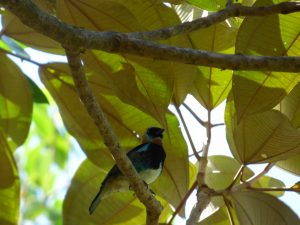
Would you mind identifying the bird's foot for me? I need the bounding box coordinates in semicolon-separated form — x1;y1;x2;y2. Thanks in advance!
129;181;156;195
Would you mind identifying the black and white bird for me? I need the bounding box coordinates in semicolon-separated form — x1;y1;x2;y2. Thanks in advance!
89;127;166;214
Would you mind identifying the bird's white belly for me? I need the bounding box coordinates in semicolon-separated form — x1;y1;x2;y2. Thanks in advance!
139;163;162;184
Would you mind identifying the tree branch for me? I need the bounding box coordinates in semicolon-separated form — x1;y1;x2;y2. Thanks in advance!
247;187;297;192
187;110;213;224
2;0;300;72
129;2;300;40
64;48;161;225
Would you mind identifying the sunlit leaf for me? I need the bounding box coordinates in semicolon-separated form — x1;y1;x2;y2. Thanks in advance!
58;0;197;109
187;0;227;11
0;132;20;225
1;13;63;54
190;23;235;110
198;206;239;225
206;156;253;190
277;155;300;176
225;96;300;164
233;0;300;121
252;175;285;197
63;159;172;225
232;191;300;225
291;181;300;195
280;82;300;129
0;54;33;148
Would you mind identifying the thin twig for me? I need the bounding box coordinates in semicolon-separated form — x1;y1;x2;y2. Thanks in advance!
211;123;225;128
0;47;42;66
232;163;275;192
175;105;201;161
167;181;197;225
182;103;206;127
64;48;161;225
245;163;274;184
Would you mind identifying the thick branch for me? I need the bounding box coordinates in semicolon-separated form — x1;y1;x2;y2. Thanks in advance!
65;48;161;225
2;0;300;72
129;2;300;40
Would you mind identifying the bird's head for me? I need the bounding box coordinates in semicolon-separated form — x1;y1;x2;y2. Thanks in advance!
142;127;164;144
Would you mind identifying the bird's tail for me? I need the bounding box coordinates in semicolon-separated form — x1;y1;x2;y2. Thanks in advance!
89;189;102;215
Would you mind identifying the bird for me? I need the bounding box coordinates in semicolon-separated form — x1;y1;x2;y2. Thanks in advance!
89;127;166;215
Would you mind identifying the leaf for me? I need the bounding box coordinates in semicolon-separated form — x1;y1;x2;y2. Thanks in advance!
280;82;300;129
58;0;197;108
63;159;172;225
83;51;168;126
1;13;63;54
232;191;300;225
26;77;49;104
233;0;300;121
225;96;300;164
39;63;190;214
187;0;227;11
1;35;30;59
198;206;239;225
277;155;300;176
190;22;235;110
0;132;20;225
291;181;300;195
252;176;285;197
0;54;33;148
206;156;254;190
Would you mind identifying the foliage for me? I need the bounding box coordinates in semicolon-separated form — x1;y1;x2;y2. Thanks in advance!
0;0;299;225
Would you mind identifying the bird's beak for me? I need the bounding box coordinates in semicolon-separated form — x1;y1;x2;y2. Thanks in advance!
158;128;165;135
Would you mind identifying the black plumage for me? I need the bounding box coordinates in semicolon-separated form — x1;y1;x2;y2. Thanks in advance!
89;127;166;214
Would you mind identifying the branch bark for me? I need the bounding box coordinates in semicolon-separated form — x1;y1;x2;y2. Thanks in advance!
129;2;300;40
1;0;300;72
65;48;161;225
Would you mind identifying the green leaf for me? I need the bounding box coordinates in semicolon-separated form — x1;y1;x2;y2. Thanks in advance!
1;13;63;54
1;35;30;59
187;0;227;11
190;22;235;110
0;132;20;225
198;206;239;225
26;76;49;104
291;181;300;195
206;156;254;190
0;54;33;148
63;160;172;225
232;191;300;225
233;0;300;121
280;82;300;129
225;96;300;164
277;155;300;176
252;176;285;197
58;0;197;108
